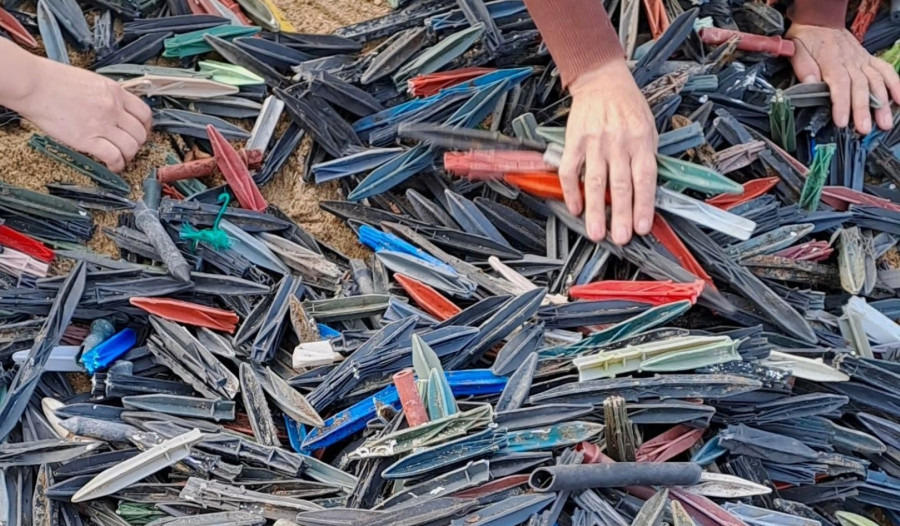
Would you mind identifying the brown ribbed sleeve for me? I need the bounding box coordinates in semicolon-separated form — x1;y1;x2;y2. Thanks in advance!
788;0;849;28
523;0;624;88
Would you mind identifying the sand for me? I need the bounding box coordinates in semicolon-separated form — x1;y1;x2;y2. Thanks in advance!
0;0;389;262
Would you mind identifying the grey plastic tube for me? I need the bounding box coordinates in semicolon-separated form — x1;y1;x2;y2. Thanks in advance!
529;462;703;492
134;175;192;283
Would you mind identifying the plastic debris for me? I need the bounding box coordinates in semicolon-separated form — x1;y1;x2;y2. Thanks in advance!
1;1;900;525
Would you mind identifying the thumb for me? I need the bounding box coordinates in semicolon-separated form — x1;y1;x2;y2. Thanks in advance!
791;42;822;83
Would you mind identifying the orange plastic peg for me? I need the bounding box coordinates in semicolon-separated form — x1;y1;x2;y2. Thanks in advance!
395;273;461;321
129;297;240;333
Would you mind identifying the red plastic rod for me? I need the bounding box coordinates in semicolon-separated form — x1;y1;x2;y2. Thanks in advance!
706;177;779;210
445;150;555;180
392;368;429;428
207;125;267;212
408;67;495;97
699;27;795;57
158;149;263;183
569;279;704;306
503;172;567;201
129;297;240;333
395;273;462;321
0;225;54;263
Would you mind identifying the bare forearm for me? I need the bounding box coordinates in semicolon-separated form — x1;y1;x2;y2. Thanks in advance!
0;39;44;110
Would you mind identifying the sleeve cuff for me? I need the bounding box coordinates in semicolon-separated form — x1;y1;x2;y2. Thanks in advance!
523;0;625;88
788;0;849;28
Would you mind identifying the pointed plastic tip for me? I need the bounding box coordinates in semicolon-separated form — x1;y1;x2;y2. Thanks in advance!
171;264;193;283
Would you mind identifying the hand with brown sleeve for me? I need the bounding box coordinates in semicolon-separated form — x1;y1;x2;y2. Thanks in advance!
786;1;900;134
523;0;657;246
523;0;898;247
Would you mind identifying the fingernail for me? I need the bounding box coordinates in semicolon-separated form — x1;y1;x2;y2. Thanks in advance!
801;75;817;83
616;226;628;244
637;218;651;234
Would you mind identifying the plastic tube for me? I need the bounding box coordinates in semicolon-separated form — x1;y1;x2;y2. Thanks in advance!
529;462;703;492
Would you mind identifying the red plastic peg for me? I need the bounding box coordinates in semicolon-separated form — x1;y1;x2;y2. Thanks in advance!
699;27;795;57
392;368;429;428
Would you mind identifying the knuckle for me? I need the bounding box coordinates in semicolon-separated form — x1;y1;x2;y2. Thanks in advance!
629;122;653;137
875;56;892;68
635;146;656;161
635;168;657;185
609;178;632;194
99;97;118;113
833;80;851;91
559;167;579;182
107;86;123;103
585;176;606;193
95;149;114;165
572;128;599;142
825;73;850;87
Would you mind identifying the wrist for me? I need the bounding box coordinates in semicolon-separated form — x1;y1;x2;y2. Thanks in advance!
788;0;848;30
569;58;630;95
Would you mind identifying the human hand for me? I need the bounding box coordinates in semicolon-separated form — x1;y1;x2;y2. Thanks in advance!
787;24;900;134
9;57;152;172
561;59;658;245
